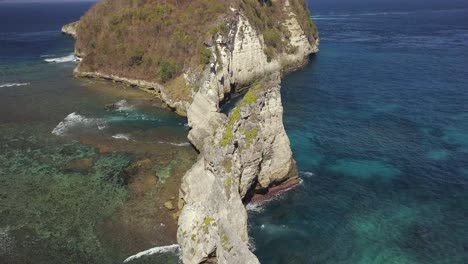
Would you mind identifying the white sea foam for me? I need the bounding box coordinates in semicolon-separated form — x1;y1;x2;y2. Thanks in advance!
0;82;30;88
358;11;411;16
246;203;265;213
123;244;180;263
52;112;106;136
247;236;256;252
114;100;135;112
112;134;130;140
312;17;352;20
259;223;299;236
44;54;78;63
106;114;161;123
157;141;191;147
300;171;314;178
0;227;14;255
169;142;191;147
312;11;411;21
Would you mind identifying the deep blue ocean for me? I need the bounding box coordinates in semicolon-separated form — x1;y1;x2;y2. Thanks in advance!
250;1;468;263
0;1;467;263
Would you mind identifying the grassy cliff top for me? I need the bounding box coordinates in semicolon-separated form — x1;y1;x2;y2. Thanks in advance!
76;0;317;96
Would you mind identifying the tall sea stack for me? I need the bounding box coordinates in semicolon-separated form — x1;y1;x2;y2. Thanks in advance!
67;0;318;262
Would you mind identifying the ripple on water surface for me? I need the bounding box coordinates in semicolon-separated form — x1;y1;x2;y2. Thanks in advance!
441;129;468;146
0;73;196;263
426;149;450;160
251;3;468;263
328;159;401;179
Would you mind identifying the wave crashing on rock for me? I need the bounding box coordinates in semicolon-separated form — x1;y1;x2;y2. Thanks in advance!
52;112;106;136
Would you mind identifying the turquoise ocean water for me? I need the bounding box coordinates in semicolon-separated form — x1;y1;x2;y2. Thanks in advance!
1;1;467;263
250;1;468;263
0;2;192;263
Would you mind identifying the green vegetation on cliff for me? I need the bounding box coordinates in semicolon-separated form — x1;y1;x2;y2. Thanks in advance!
239;0;317;61
77;0;227;83
76;0;317;99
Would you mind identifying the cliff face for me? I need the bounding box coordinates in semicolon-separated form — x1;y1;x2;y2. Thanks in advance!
73;0;317;114
179;4;317;261
70;0;318;263
179;75;299;264
61;21;79;38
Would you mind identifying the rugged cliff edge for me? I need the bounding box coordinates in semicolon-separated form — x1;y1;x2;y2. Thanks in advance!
179;74;302;264
67;0;318;263
61;21;79;38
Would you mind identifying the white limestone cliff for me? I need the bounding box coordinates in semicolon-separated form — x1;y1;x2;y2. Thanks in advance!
68;1;318;263
178;6;318;263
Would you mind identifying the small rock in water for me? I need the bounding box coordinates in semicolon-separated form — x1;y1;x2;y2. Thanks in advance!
164;201;175;211
105;103;117;110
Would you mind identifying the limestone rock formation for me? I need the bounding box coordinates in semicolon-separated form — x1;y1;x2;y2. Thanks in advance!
177;3;318;260
68;0;319;263
178;75;298;264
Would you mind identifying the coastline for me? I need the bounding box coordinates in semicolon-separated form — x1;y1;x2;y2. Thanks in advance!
71;51;317;264
65;1;319;262
62;81;199;258
74;68;190;116
4;1;468;263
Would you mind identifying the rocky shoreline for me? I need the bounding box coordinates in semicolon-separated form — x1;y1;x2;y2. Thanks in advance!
65;0;318;262
74;69;190;116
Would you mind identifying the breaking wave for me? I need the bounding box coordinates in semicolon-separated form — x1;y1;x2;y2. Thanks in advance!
52;112;106;136
0;82;30;88
44;54;78;63
300;171;314;178
246;203;265;213
312;11;411;20
158;141;191;147
112;134;130;140
123;244;180;263
114;100;136;112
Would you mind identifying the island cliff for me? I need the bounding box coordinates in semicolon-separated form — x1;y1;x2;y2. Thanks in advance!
67;0;318;262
